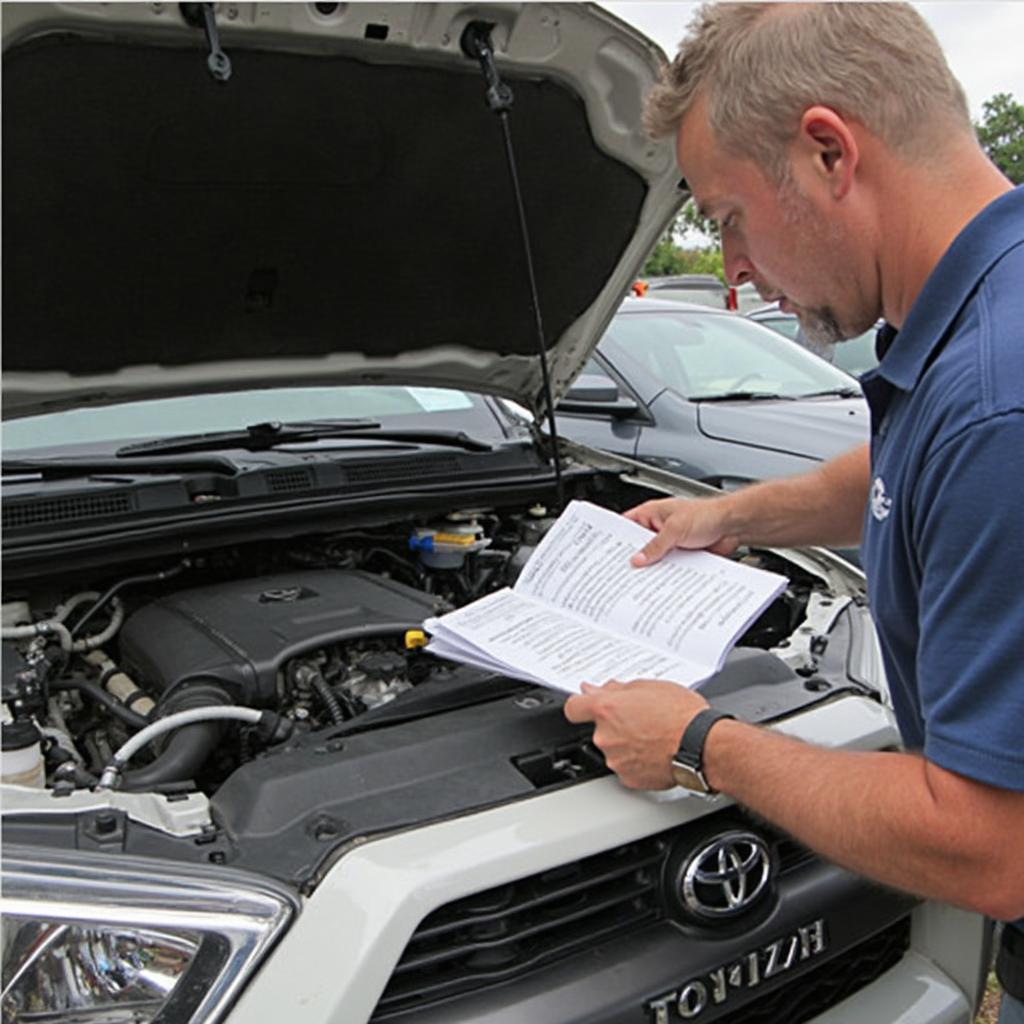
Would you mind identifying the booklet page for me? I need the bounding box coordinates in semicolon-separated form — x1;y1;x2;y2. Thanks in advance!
426;588;707;694
513;501;786;671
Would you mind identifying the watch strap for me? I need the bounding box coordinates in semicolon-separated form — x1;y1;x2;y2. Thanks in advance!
673;708;736;792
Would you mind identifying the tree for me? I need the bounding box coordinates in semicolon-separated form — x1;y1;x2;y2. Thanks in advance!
641;207;724;280
642;227;689;276
975;92;1024;185
678;198;719;245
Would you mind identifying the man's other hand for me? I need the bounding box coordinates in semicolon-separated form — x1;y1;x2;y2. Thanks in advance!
564;679;709;789
625;496;739;566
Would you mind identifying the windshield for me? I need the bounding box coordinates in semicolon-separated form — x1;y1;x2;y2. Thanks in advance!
2;386;503;454
831;331;881;377
753;314;880;378
601;310;859;400
753;315;802;341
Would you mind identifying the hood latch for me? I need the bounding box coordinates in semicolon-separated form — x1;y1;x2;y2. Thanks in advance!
180;3;232;83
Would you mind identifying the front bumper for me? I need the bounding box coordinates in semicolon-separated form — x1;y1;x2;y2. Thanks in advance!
226;697;987;1024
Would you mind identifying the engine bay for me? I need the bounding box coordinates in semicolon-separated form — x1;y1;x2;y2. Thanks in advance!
2;492;837;806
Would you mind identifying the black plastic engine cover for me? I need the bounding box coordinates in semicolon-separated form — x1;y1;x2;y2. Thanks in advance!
118;570;445;705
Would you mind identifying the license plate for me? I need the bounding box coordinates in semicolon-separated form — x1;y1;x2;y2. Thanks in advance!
646;919;828;1022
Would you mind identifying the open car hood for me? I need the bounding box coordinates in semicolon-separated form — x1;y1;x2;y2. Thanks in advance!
1;2;683;422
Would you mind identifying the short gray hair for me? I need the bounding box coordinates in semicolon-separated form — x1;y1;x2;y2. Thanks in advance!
645;3;971;181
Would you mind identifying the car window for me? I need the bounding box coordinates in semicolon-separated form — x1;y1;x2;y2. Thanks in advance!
601;311;858;399
731;283;765;315
831;330;880;377
578;357;615;382
752;315;880;378
3;386;495;453
754;316;803;341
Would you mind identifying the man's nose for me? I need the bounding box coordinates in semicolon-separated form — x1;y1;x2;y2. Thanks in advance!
722;237;755;288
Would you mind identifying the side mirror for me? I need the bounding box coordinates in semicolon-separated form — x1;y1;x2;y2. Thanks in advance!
557;375;639;418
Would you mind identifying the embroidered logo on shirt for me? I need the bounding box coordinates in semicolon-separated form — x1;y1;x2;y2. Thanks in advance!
871;477;893;521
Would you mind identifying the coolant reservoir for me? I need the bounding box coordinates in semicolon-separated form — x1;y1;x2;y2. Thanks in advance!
2;716;44;787
2;601;32;628
409;521;490;569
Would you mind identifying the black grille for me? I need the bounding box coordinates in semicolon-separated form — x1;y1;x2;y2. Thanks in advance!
374;826;818;1019
2;491;133;529
266;468;315;493
711;917;911;1024
374;834;669;1018
775;835;817;874
345;454;461;485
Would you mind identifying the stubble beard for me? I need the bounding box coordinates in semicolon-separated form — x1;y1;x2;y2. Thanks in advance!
775;178;859;347
796;305;846;348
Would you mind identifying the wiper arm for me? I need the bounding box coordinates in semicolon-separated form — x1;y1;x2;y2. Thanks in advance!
795;387;863;399
116;419;380;457
115;421;495;457
688;391;797;403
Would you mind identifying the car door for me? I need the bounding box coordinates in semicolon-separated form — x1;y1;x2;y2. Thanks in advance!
595;342;717;483
553;355;649;459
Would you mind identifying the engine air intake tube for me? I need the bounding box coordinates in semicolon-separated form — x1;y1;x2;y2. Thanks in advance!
99;681;292;791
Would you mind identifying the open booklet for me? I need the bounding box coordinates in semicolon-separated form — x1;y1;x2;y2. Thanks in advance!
424;500;787;694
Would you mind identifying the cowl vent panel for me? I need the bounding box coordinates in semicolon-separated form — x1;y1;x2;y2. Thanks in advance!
265;468;316;493
344;454;461;485
3;491;134;530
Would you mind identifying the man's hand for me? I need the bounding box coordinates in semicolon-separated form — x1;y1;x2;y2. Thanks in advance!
625;496;739;566
564;679;709;789
626;446;872;562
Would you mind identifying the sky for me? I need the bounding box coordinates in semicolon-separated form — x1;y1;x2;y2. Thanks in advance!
602;2;1024;121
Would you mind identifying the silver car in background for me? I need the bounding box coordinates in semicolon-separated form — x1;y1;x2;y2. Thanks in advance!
558;298;868;490
749;303;882;378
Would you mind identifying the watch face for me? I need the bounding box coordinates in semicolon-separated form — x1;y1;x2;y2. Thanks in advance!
671;760;710;794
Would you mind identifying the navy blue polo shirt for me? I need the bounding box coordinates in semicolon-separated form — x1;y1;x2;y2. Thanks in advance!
860;186;1024;801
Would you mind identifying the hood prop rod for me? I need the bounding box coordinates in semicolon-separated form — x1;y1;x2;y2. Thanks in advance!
461;21;564;513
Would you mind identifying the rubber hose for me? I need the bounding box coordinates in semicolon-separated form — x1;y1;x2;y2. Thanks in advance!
121;720;222;791
70;565;184;640
50;676;149;731
119;681;235;791
310;670;345;725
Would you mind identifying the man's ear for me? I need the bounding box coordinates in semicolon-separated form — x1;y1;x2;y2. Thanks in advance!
796;105;859;200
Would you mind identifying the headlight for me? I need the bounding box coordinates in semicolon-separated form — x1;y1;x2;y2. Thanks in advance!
1;847;295;1023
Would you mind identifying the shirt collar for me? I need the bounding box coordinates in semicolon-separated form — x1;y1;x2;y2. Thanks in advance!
873;185;1024;392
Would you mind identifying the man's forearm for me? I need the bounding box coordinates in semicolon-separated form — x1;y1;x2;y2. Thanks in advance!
720;443;870;549
703;718;1024;919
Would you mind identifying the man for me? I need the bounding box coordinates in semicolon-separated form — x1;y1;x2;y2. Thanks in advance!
563;3;1024;1018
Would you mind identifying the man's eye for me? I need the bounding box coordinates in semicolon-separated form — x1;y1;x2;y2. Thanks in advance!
721;213;736;230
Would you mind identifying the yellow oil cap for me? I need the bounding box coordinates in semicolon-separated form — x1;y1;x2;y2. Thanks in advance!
405;629;428;649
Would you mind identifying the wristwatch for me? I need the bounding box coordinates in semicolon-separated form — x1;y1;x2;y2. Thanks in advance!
671;708;736;795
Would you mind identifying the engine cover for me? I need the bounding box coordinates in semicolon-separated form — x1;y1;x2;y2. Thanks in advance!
119;570;443;705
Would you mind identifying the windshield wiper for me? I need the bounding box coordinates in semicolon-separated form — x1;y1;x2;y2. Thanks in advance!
795;386;863;399
688;391;797;403
115;420;494;457
116;419;379;456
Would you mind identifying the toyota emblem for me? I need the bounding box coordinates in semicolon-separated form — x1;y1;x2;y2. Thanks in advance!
681;831;772;919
